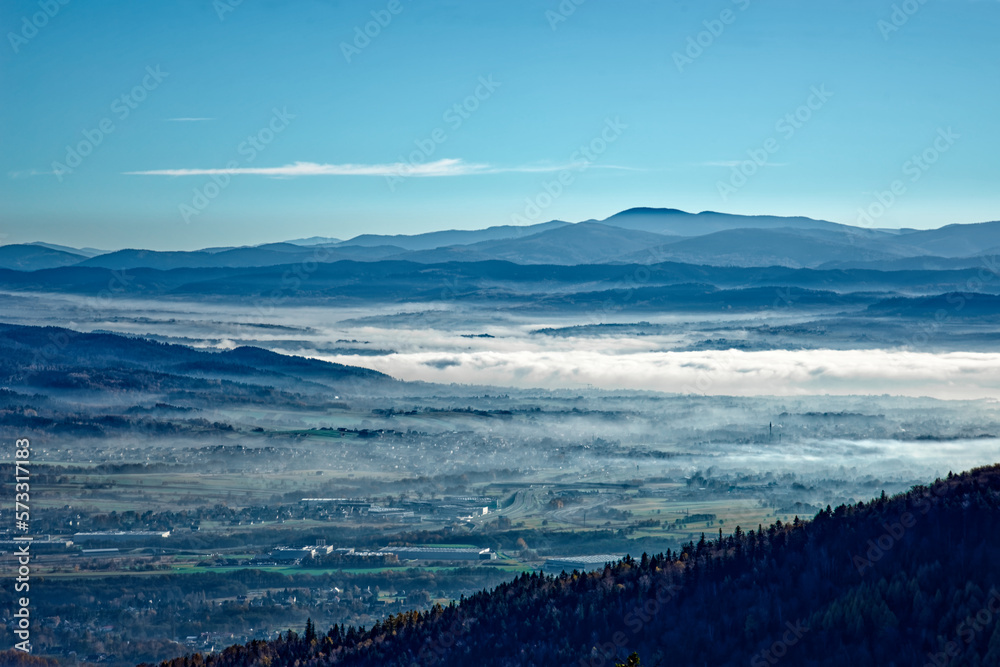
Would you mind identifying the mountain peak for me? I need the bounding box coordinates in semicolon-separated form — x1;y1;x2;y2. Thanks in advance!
610;206;691;217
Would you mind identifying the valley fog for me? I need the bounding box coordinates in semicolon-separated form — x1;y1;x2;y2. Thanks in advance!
3;270;999;665
6;291;1000;400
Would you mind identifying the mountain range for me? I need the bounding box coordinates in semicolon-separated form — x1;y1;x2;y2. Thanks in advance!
5;208;1000;272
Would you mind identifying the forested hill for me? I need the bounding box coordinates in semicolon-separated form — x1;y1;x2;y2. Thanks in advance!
152;465;1000;667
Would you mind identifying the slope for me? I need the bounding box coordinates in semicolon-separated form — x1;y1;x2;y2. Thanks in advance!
614;227;927;268
337;220;570;250
897;221;1000;257
155;464;1000;666
396;222;680;265
601;207;848;236
77;243;405;270
0;322;392;394
0;244;87;271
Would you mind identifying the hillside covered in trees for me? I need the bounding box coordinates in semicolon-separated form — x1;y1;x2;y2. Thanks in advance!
150;464;1000;666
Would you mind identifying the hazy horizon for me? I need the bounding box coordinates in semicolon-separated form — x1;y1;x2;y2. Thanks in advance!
6;205;1000;253
4;1;998;249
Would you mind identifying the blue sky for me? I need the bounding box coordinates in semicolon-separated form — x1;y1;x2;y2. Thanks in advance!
2;0;997;250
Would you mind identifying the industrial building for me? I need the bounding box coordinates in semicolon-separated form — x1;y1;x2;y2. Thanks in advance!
298;496;497;524
367;506;415;522
269;547;315;563
300;498;371;511
379;546;495;561
267;545;334;563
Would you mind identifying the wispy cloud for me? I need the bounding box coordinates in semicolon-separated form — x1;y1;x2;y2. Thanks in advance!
126;159;488;177
164;117;214;122
125;158;637;178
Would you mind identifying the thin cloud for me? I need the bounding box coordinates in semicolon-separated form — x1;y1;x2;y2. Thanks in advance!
126;159;489;177
125;158;637;178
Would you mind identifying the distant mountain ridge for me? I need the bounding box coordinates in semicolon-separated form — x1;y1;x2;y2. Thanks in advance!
1;257;994;318
3;208;999;271
390;222;681;265
600;207;848;235
0;244;88;271
0;322;392;390
334;220;569;250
